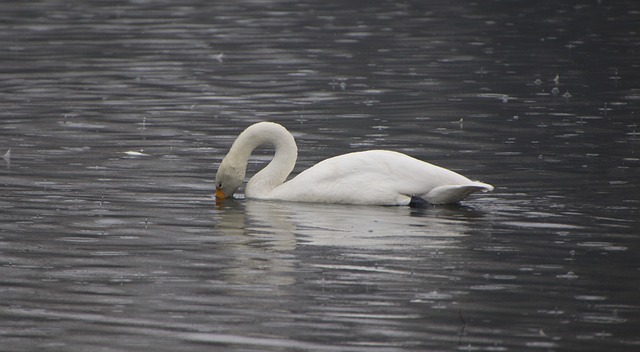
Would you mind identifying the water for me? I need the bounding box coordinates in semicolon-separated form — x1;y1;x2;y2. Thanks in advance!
1;0;639;351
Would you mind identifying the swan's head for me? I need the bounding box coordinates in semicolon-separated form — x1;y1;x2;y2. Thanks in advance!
214;157;245;202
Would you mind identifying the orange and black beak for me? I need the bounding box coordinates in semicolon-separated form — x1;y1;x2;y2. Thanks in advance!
215;186;226;204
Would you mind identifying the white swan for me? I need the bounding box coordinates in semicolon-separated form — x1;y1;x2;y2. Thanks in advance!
215;122;493;206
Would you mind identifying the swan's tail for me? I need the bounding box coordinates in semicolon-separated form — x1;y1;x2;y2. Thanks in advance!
424;181;493;204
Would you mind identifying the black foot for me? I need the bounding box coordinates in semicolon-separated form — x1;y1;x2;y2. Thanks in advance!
409;196;430;208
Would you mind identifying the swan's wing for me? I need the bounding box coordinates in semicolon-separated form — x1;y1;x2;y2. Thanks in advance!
424;182;494;204
272;150;490;205
271;151;404;204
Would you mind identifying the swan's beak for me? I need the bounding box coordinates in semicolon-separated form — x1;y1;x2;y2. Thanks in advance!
215;186;226;202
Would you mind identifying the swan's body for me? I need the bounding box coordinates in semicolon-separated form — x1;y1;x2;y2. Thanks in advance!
215;122;493;206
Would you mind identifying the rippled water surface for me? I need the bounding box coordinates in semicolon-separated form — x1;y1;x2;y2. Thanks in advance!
1;1;639;351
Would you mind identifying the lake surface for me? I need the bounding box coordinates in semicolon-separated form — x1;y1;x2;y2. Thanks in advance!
1;0;639;351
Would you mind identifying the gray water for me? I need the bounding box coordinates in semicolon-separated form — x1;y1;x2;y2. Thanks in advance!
1;1;639;351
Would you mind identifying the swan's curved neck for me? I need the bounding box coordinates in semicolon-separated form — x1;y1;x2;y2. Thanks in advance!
224;122;297;197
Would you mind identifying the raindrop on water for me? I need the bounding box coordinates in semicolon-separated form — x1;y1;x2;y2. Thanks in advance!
3;148;11;160
557;271;579;280
2;148;10;169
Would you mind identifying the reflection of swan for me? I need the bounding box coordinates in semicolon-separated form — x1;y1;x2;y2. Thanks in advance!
215;201;297;286
243;200;473;250
215;122;493;205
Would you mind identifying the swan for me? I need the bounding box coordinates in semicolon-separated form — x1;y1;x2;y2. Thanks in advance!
214;122;493;206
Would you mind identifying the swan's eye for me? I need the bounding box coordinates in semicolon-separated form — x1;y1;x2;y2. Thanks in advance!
217;183;222;188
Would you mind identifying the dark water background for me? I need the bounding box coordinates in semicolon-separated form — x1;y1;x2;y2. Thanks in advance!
1;0;639;351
